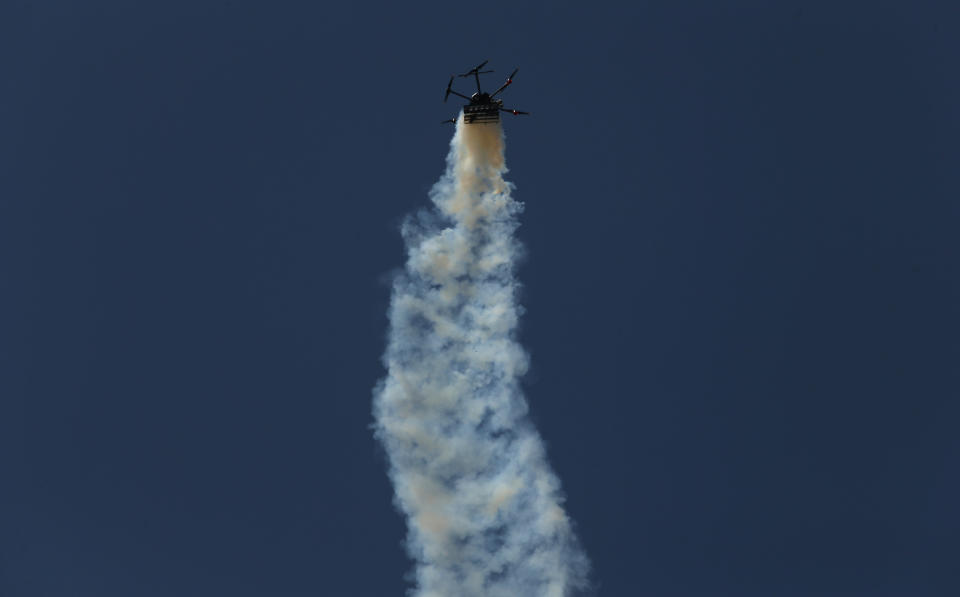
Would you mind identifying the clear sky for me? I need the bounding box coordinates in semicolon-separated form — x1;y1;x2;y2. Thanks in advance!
2;1;957;596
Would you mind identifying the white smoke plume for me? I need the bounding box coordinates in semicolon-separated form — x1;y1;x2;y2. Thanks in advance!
374;116;590;596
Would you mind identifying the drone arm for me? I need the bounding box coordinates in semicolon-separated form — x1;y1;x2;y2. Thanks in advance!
448;89;472;101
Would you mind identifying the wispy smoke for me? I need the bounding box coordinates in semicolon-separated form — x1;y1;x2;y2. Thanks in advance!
374;117;590;596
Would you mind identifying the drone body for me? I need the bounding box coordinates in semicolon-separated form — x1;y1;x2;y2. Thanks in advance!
442;61;530;125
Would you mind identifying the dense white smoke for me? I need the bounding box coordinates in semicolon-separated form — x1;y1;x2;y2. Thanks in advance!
374;116;589;596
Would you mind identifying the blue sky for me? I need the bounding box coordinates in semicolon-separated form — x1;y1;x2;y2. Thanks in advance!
2;1;958;595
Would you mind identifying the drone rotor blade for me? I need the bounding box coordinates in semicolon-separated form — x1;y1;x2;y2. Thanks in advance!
444;75;454;102
490;68;519;98
459;61;487;77
459;58;493;78
500;108;530;116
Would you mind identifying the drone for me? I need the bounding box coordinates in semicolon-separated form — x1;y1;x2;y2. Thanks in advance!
442;60;530;125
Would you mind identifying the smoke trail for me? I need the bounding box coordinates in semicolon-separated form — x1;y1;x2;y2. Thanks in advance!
374;117;589;596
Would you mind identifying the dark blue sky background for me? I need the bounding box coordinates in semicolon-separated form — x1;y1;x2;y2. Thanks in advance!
2;1;957;595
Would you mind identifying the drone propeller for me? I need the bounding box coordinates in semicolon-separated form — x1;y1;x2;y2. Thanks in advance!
444;75;454;102
501;108;530;116
491;68;519;98
459;59;492;77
